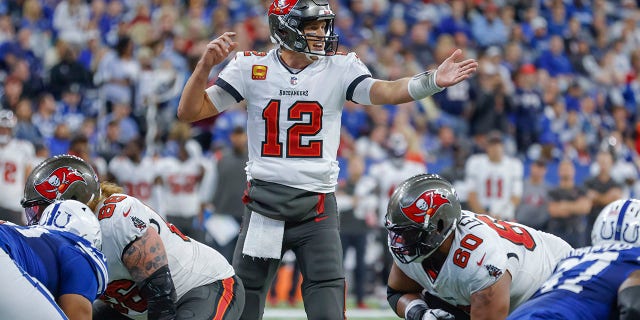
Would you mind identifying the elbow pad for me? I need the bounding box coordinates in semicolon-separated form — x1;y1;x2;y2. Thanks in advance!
138;265;177;320
619;285;640;320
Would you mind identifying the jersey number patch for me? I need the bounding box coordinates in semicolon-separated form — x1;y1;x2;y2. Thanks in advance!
261;100;323;158
453;234;484;268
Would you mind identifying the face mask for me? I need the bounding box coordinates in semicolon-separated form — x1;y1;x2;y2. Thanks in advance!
0;134;11;144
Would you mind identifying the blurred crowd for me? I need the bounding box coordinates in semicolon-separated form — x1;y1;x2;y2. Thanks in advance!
2;0;640;309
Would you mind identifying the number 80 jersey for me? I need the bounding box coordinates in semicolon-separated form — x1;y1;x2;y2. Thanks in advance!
208;50;372;193
394;211;572;312
96;194;234;318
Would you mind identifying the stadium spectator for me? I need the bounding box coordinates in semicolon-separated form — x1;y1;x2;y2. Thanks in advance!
584;150;623;243
209;125;248;262
547;159;592;247
515;159;551;231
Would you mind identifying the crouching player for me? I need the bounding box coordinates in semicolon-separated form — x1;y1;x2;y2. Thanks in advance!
508;199;640;320
23;155;245;320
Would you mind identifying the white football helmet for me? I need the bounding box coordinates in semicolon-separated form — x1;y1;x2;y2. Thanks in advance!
39;199;102;250
591;199;640;246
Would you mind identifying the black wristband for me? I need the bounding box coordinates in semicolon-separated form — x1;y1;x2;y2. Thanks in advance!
138;264;177;320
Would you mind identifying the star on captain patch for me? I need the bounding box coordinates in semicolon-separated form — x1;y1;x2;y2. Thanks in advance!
485;264;503;279
290;76;298;86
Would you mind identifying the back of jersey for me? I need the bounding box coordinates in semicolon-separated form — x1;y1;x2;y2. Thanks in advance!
0;224;107;300
459;212;572;309
537;243;640;302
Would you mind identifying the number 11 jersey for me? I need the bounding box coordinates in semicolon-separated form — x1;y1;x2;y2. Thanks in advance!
207;50;372;193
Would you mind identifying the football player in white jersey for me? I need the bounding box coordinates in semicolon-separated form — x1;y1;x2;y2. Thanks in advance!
108;138;160;209
22;155;244;320
385;174;571;320
176;0;477;318
0;110;35;225
465;131;524;221
155;141;206;241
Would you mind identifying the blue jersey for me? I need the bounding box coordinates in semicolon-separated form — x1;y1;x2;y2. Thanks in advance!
0;223;108;302
508;243;640;320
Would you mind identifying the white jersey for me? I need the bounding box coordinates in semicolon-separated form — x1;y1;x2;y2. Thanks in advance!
108;156;157;205
96;194;234;319
156;157;204;217
0;140;34;211
394;211;571;313
368;160;426;222
207;50;371;193
465;154;524;220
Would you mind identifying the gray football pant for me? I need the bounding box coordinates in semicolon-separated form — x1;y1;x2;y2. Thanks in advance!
233;210;345;320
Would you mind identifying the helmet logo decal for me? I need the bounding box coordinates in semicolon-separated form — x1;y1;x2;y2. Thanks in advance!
400;190;450;225
34;166;87;200
270;0;295;15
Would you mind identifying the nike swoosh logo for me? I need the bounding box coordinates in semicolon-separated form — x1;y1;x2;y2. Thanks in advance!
123;207;132;217
314;215;329;222
477;253;486;266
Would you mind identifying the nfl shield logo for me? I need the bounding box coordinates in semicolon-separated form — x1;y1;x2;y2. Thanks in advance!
290;76;298;86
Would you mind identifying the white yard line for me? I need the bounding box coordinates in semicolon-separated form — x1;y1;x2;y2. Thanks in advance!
263;308;397;319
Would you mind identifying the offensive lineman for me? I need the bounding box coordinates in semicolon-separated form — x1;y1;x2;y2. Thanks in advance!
22;155;244;320
385;174;572;320
176;0;477;318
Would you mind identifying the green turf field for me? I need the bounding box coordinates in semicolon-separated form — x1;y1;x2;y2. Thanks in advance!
263;308;397;320
263;298;398;319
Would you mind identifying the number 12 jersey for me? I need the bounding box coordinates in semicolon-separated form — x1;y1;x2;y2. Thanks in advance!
207;50;372;193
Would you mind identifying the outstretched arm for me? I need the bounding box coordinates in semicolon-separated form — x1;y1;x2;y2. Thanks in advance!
370;49;477;105
177;32;239;122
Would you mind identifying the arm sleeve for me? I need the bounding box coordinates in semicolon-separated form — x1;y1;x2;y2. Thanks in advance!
465;242;508;295
343;53;373;104
101;197;148;257
205;53;245;112
205;83;240;113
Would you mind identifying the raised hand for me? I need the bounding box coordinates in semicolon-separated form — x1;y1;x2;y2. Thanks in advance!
201;32;239;69
435;49;478;88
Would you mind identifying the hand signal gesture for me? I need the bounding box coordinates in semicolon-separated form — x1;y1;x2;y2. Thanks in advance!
435;49;478;88
201;32;239;69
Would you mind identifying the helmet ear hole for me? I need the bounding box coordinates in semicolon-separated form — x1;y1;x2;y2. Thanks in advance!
437;219;444;233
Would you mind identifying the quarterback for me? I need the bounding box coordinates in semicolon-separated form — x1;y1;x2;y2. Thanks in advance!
22;155;244;320
385;174;572;320
177;0;477;319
